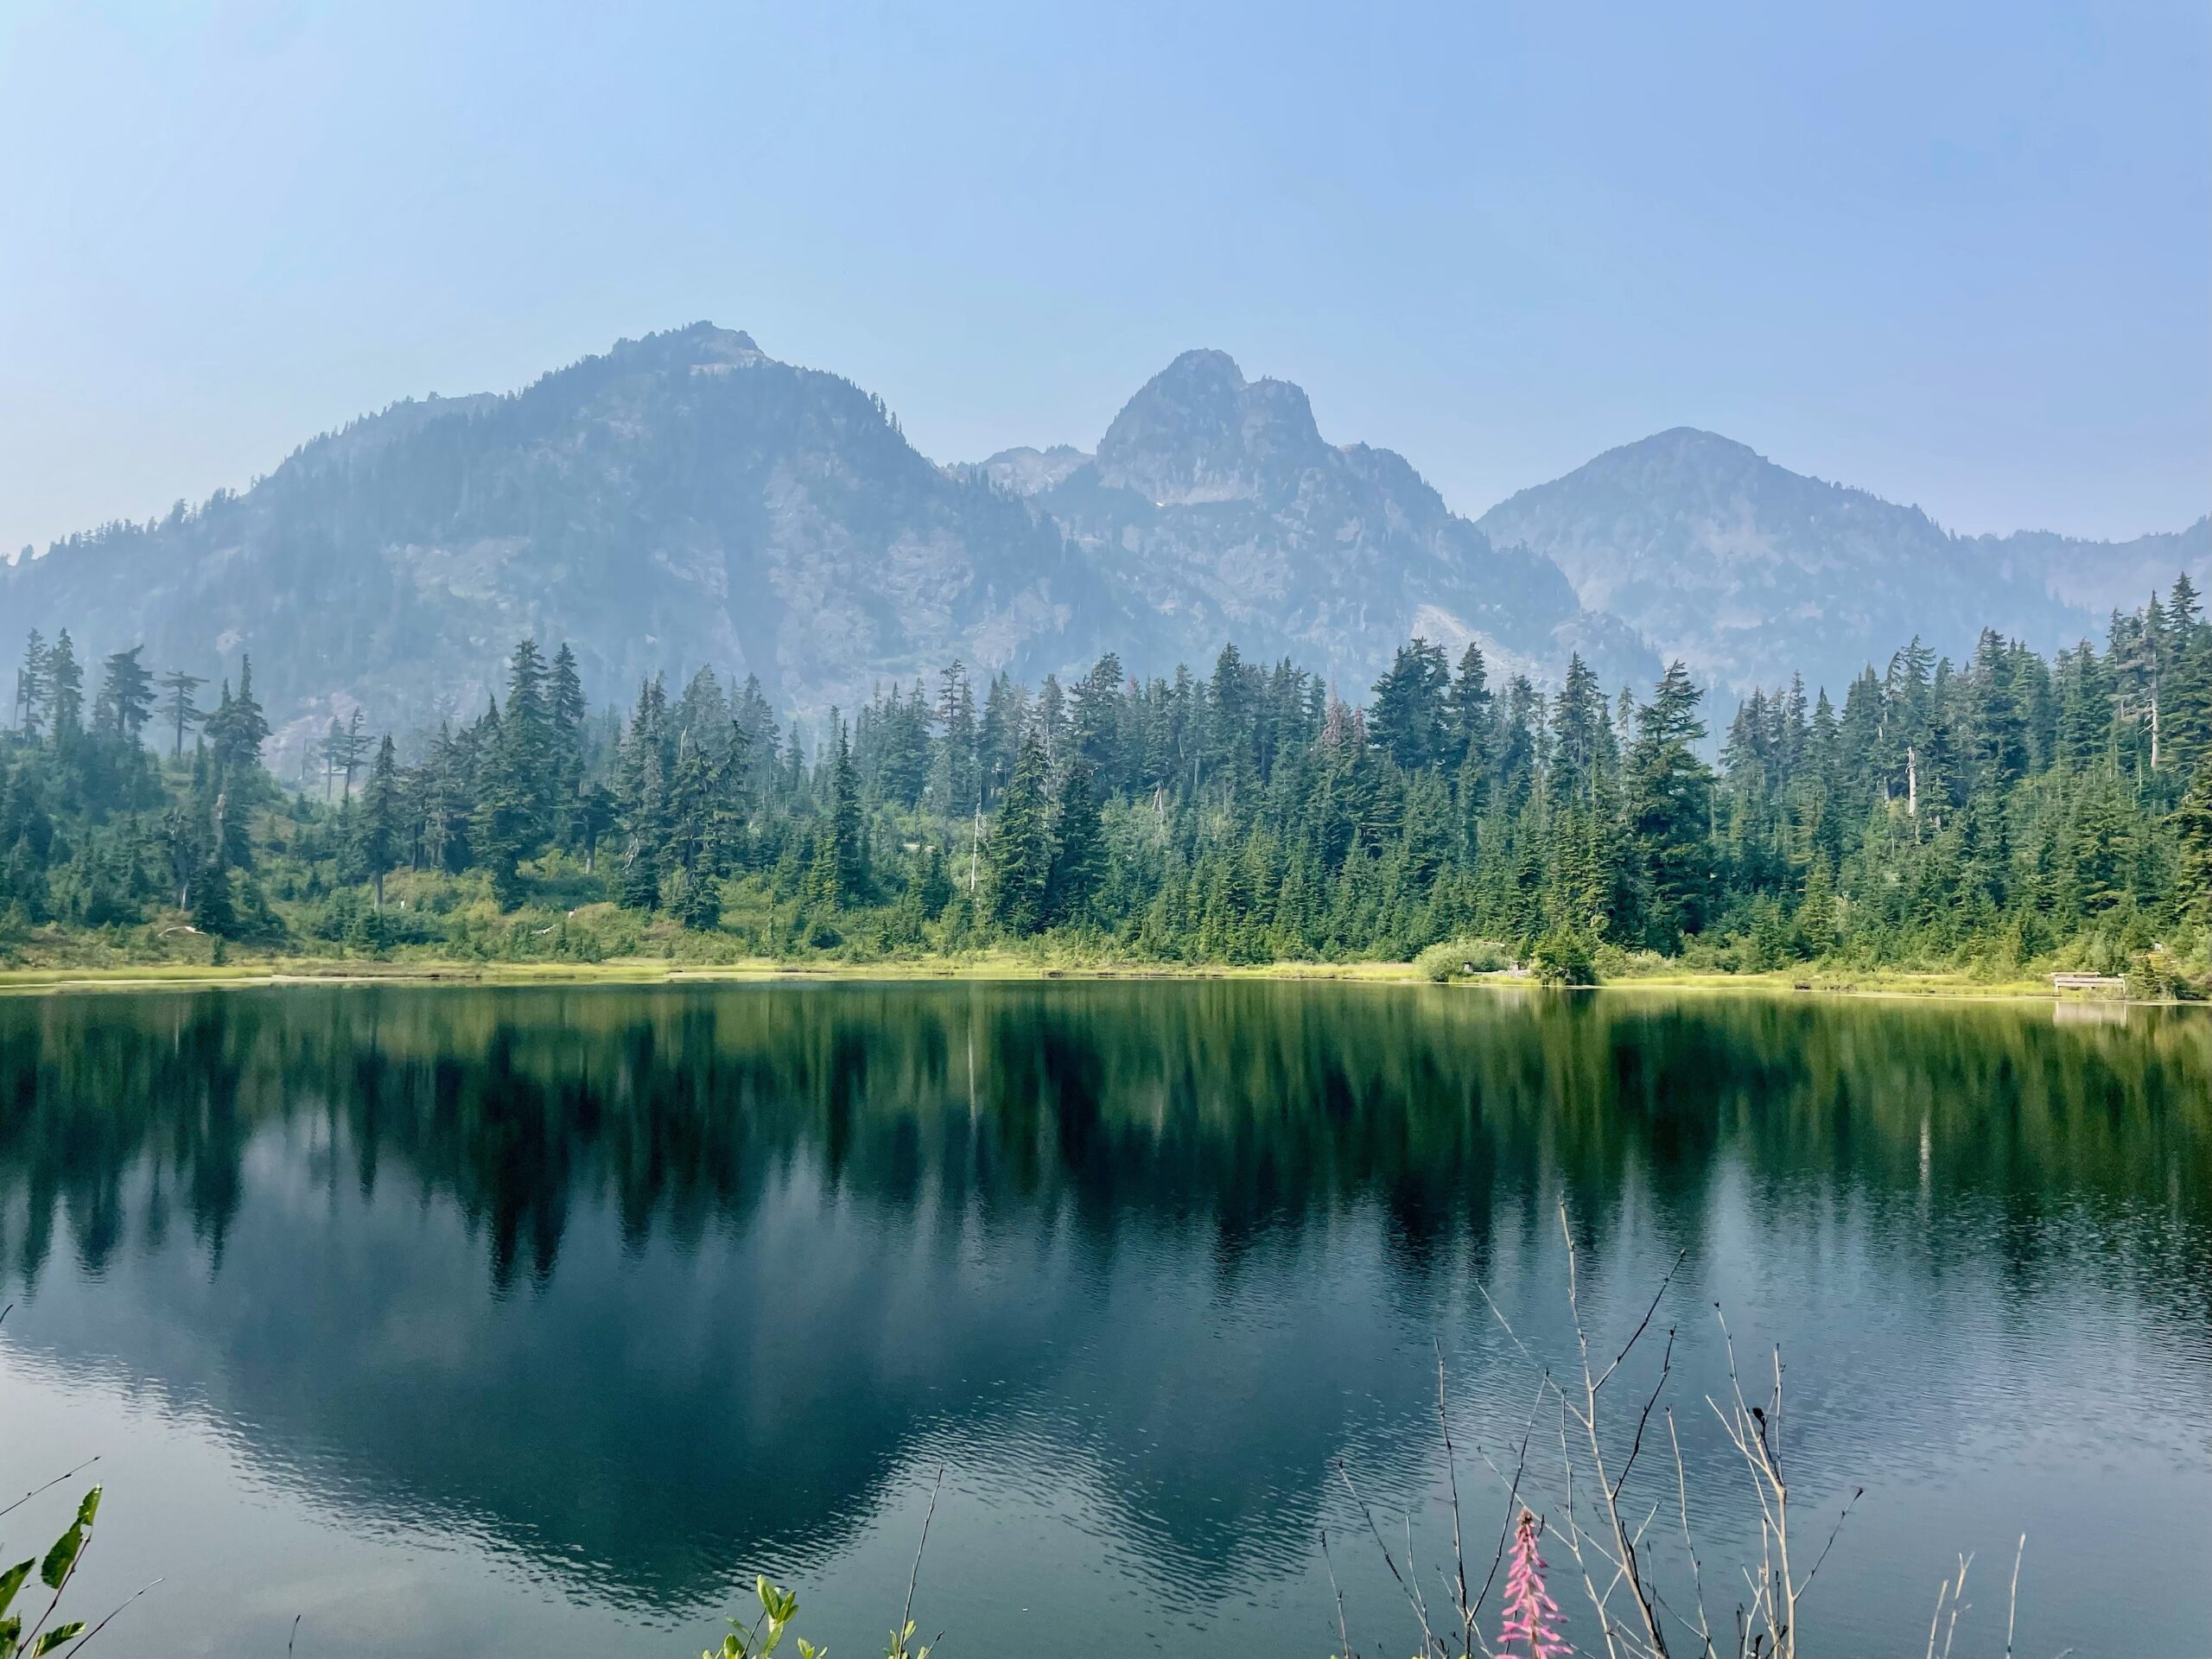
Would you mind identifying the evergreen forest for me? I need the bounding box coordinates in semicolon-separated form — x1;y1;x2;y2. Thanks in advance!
3;575;2209;988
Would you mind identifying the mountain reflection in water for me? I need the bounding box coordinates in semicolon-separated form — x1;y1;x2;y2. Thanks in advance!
0;982;2203;1658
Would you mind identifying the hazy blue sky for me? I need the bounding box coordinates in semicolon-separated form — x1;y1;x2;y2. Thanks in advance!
2;0;2205;557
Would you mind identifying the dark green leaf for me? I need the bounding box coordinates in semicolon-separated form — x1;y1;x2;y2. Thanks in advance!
36;1526;81;1592
0;1561;30;1618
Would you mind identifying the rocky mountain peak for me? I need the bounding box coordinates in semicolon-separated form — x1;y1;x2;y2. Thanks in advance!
616;321;770;372
1095;349;1328;505
973;444;1092;497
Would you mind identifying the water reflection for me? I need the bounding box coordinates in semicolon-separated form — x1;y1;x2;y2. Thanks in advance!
0;982;2204;1655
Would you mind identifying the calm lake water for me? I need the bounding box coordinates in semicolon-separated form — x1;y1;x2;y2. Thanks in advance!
0;982;2204;1657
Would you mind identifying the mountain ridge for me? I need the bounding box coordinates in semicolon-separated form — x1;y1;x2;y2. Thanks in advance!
1476;425;2208;696
3;324;2203;760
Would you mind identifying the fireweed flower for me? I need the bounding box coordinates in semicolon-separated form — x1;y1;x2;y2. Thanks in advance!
1499;1508;1567;1658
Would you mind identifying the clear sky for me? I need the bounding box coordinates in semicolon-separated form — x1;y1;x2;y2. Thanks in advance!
2;0;2206;559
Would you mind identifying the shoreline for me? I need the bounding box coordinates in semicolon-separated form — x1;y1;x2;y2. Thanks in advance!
0;952;2174;1006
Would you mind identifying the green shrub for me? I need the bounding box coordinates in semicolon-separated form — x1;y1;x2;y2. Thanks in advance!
1415;938;1512;982
1529;927;1600;987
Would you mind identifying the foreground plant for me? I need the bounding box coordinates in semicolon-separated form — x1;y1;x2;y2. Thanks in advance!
699;1467;941;1659
1325;1199;2029;1659
1498;1509;1567;1659
0;1484;104;1658
701;1576;822;1659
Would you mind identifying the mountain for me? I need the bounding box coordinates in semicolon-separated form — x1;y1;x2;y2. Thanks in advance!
7;327;2201;751
0;325;1106;755
977;350;1656;693
0;330;1649;757
1476;428;2210;697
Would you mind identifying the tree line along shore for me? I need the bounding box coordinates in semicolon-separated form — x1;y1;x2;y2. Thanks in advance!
2;575;2209;995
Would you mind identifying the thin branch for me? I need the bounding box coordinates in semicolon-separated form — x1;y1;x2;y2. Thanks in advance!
1320;1528;1353;1659
1334;1459;1440;1658
898;1465;944;1646
61;1578;161;1657
1611;1328;1676;1504
1939;1554;1972;1659
1471;1380;1548;1638
2005;1535;2024;1659
0;1458;101;1522
1436;1344;1475;1659
1665;1408;1717;1659
1796;1489;1863;1599
1595;1250;1688;1395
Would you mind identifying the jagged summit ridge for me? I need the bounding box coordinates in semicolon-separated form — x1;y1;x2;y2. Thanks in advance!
5;321;2202;756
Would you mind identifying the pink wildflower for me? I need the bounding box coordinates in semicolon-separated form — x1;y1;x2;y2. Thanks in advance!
1499;1507;1568;1658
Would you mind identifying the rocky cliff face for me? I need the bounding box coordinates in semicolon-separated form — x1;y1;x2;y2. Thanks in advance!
987;350;1656;694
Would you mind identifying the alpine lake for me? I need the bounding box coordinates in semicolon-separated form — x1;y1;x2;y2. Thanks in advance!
0;981;2203;1657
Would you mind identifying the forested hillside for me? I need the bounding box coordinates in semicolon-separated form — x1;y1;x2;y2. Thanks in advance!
1477;426;2212;699
0;326;1645;760
3;572;2209;987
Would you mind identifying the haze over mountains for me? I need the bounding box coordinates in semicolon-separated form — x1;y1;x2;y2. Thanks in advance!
1478;429;2210;699
3;321;2202;757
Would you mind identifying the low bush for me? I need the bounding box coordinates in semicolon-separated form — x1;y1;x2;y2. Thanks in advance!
1414;938;1512;982
1529;927;1600;987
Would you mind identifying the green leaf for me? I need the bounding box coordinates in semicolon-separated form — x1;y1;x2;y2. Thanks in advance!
33;1622;84;1655
35;1526;81;1592
36;1488;99;1592
0;1560;31;1618
0;1611;22;1659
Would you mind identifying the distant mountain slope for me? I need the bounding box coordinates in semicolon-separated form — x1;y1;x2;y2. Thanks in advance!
1;325;1106;752
982;350;1656;694
1477;428;2209;696
1967;518;2212;623
7;328;2199;748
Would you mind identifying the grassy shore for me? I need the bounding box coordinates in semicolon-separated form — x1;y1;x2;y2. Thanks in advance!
0;939;2146;1003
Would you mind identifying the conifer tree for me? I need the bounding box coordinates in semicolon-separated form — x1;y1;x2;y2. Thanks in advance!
1627;662;1714;949
358;734;401;908
2173;759;2212;925
158;669;207;759
985;728;1052;935
45;631;83;744
13;631;49;738
1045;759;1104;928
93;645;156;741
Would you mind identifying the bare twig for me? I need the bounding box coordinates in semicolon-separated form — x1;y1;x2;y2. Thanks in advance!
61;1578;161;1657
0;1457;101;1522
1664;1409;1716;1659
1436;1345;1477;1659
1923;1573;1949;1659
1796;1488;1863;1599
1320;1528;1353;1659
1611;1327;1676;1504
1470;1380;1548;1643
1334;1459;1440;1658
1939;1554;1972;1659
898;1465;944;1648
1560;1201;1673;1659
2005;1535;2024;1659
1596;1250;1689;1395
